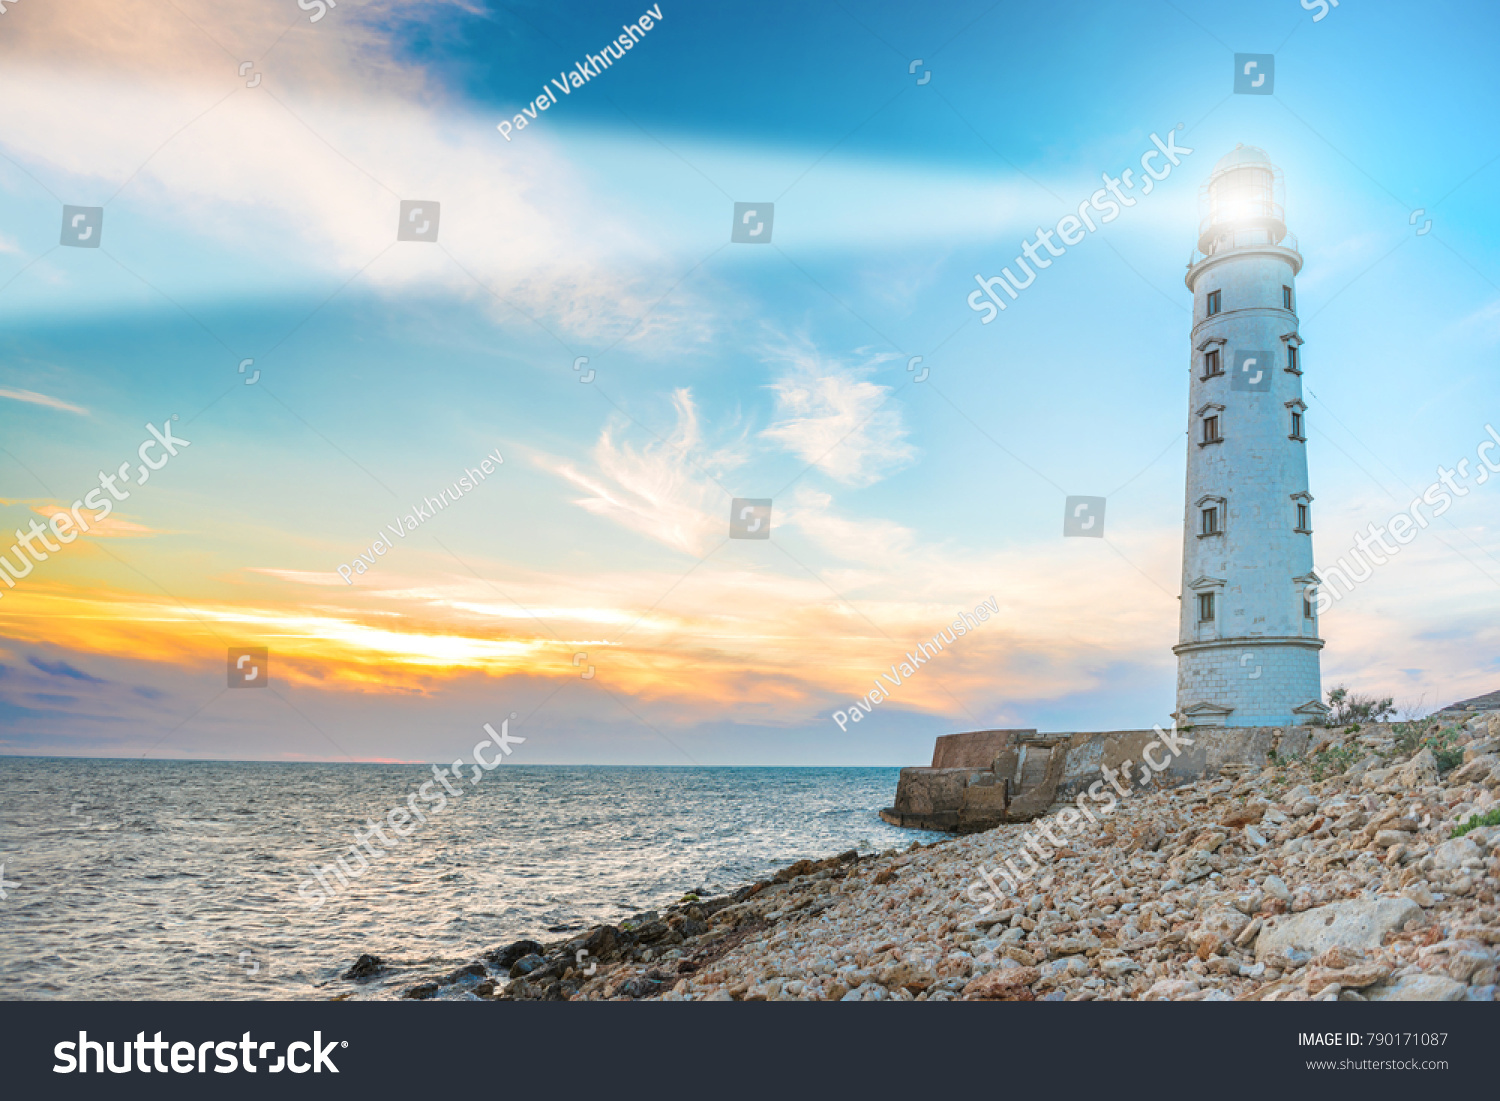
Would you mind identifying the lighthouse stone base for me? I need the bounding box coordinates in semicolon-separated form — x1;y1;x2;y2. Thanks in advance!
1174;638;1325;727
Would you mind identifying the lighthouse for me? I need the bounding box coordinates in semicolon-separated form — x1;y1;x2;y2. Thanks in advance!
1173;145;1328;729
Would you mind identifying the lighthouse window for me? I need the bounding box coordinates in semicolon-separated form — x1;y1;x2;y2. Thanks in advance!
1200;506;1220;536
1197;592;1215;622
1296;503;1311;532
1283;285;1294;310
1303;593;1315;619
1206;290;1222;316
1287;344;1299;372
1202;415;1221;444
1203;348;1222;377
1290;409;1304;439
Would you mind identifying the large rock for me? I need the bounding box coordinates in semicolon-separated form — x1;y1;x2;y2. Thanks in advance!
485;939;545;970
508;953;548;979
342;953;385;980
631;919;673;944
1396;747;1440;788
568;925;620;962
877;961;935;994
1143;978;1199;1001
443;961;487;984
962;967;1038;1000
1402;882;1437;908
1255;898;1421;962
1462;739;1499;763
1451;755;1496;784
1191;907;1251;957
1365;973;1467;1001
1464;825;1499;851
1302;963;1390;994
1221;802;1266;827
1168;851;1214;883
1035;957;1090;988
1432;836;1482;870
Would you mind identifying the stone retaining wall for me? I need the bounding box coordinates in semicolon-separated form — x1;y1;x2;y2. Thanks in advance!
882;724;1322;833
930;729;1035;768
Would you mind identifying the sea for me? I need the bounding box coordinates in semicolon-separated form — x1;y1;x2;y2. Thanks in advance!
0;759;929;1000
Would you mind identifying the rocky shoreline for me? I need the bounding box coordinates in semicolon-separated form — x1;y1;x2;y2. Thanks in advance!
341;706;1500;1002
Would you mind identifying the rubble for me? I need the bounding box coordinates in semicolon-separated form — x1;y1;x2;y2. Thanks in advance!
369;710;1500;1002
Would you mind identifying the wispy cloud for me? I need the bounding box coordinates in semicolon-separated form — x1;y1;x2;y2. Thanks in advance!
248;568;365;587
543;389;743;556
761;341;916;487
28;655;107;682
30;504;156;537
0;0;715;347
0;387;88;415
783;486;918;567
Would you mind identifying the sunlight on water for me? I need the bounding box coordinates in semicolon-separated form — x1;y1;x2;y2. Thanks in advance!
0;759;929;1000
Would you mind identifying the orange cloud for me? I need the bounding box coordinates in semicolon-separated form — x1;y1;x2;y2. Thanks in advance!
0;503;1184;728
31;504;158;538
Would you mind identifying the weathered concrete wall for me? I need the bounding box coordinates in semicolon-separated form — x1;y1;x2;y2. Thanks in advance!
930;729;1034;768
883;724;1322;833
884;767;989;830
993;736;1071;820
1054;724;1317;799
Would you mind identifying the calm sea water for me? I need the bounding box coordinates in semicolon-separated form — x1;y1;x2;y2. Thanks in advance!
0;759;925;1000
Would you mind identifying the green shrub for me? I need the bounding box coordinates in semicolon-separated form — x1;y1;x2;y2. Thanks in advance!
1266;748;1297;781
1451;807;1500;838
1424;726;1463;773
1310;744;1360;782
1391;720;1433;757
1325;685;1395;727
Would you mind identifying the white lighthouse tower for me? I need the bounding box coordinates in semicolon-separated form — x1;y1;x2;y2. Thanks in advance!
1174;145;1327;728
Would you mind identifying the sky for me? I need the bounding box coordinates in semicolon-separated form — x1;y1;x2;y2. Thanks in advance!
1;0;1498;765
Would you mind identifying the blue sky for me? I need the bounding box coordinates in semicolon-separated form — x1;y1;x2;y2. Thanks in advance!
1;0;1498;764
